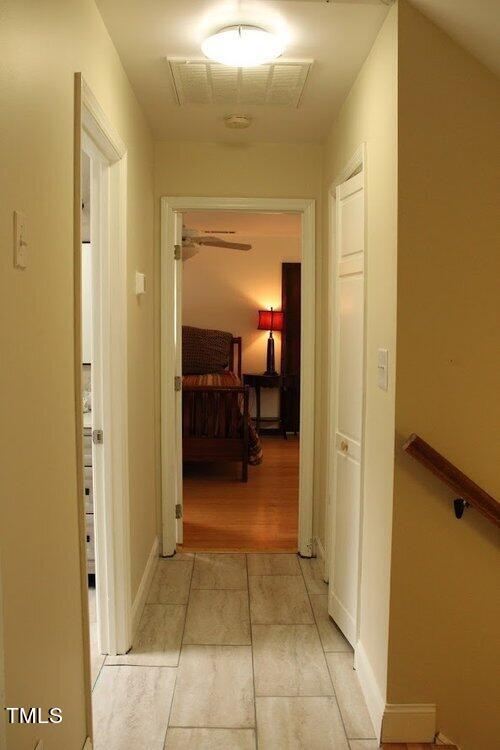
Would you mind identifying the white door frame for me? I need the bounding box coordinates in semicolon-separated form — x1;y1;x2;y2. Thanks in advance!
75;75;132;660
160;196;316;558
325;144;367;641
0;555;6;750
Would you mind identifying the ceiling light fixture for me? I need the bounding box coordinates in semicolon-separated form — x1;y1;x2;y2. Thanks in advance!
201;25;284;68
224;114;252;129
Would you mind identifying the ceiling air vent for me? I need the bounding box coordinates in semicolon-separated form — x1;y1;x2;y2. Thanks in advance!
168;58;313;108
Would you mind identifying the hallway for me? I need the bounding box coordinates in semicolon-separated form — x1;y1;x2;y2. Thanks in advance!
91;552;376;749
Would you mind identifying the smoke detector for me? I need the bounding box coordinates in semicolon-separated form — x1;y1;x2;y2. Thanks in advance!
224;114;252;129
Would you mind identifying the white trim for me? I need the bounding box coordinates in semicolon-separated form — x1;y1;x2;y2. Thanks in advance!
381;703;437;743
333;144;365;188
354;641;386;742
83;739;93;750
313;536;327;580
325;144;367;642
81;78;132;656
160;196;316;557
0;557;6;750
160;201;179;557
436;731;460;747
81;79;125;161
131;537;159;636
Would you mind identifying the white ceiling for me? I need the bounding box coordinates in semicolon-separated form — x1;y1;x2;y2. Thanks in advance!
183;210;302;236
95;0;390;143
410;0;500;79
96;0;500;145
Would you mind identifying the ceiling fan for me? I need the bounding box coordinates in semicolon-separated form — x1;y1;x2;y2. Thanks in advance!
182;226;252;260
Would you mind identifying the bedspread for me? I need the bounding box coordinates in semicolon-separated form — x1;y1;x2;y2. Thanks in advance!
182;372;263;465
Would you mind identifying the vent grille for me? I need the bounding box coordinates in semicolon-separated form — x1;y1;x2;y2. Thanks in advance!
168;58;312;108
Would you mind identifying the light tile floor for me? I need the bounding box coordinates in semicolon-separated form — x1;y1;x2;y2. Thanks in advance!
91;553;375;750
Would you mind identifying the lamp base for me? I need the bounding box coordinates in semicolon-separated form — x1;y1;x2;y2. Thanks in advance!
263;334;278;377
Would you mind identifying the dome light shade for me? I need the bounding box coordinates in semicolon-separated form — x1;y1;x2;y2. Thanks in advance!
201;25;284;68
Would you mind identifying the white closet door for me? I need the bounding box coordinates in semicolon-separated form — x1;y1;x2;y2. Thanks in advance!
328;171;365;646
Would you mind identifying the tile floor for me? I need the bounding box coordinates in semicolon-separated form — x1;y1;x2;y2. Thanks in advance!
91;553;376;749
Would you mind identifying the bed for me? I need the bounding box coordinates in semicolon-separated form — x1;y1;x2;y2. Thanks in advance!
182;326;262;481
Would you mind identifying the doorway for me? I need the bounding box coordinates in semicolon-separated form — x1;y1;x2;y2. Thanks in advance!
74;75;133;738
80;142;104;686
181;211;301;550
161;198;315;558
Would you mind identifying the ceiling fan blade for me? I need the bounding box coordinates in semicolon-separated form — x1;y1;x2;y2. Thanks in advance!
182;226;200;240
194;237;252;251
202;230;236;234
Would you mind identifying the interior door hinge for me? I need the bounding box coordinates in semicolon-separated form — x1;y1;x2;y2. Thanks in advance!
174;375;182;391
175;504;182;519
92;429;104;445
174;244;181;261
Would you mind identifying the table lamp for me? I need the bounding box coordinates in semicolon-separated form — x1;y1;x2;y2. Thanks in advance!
258;307;284;376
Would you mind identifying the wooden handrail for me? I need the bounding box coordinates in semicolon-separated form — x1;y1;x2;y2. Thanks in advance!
403;433;499;527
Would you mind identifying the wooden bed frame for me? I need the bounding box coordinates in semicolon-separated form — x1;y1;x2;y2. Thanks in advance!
182;337;250;482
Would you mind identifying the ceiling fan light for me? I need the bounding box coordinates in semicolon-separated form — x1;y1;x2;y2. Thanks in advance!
201;25;284;68
224;113;252;129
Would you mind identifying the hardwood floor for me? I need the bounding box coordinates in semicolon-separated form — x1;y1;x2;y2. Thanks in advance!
181;435;299;551
382;745;456;749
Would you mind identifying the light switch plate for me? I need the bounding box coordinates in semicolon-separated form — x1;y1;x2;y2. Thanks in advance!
14;210;28;269
135;271;146;295
377;348;389;391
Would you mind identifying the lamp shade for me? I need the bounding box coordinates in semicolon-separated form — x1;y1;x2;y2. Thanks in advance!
258;308;284;332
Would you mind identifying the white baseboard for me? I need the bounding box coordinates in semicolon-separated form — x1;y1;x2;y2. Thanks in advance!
83;738;92;750
353;642;436;744
313;535;328;581
381;702;436;743
131;536;159;636
313;535;326;562
354;641;386;741
435;731;460;747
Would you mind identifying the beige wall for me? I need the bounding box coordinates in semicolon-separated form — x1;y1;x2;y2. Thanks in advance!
322;4;398;703
154;142;322;537
0;1;155;747
182;225;301;418
388;3;500;749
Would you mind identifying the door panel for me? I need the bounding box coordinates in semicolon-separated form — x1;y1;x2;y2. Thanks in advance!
338;183;364;259
330;450;361;638
337;274;364;442
328;169;365;647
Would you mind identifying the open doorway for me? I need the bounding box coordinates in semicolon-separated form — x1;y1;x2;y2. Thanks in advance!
80;145;104;687
74;78;133;737
180;210;302;551
161;197;316;559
